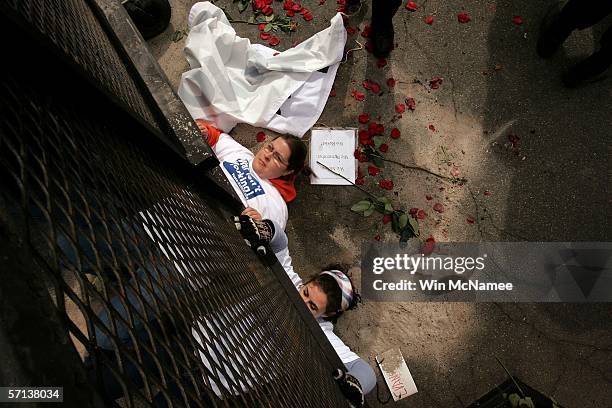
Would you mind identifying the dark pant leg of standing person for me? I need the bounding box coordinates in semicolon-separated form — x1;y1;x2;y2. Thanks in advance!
371;0;402;58
538;0;612;58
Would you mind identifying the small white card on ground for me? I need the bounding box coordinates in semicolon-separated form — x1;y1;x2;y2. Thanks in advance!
309;128;356;185
376;348;418;401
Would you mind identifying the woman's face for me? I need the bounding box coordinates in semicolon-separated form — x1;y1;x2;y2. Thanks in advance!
252;137;292;179
299;282;328;318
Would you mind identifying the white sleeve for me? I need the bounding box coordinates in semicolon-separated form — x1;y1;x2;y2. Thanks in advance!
318;320;360;364
274;245;302;289
213;133;253;162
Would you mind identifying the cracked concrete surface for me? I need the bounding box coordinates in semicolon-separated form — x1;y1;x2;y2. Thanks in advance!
150;0;612;406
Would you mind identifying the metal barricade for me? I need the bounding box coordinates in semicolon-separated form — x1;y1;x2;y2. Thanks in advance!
0;1;347;406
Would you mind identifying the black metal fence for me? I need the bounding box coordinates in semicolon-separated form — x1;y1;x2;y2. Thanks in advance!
0;1;347;406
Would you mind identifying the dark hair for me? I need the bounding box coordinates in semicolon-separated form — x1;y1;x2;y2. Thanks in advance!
274;135;308;175
304;264;360;322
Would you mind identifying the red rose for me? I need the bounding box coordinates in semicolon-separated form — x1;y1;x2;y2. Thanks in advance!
258;23;266;31
387;78;396;87
417;209;427;219
395;103;406;114
512;15;523;25
409;207;419;217
383;214;392;224
256;131;266;142
368;166;381;176
379;179;394;190
303;12;313;21
358;113;370;124
286;9;295;16
356;176;365;185
390;128;401;139
424;15;434;25
433;203;445;213
262;5;273;15
268;36;280;46
379;143;389;153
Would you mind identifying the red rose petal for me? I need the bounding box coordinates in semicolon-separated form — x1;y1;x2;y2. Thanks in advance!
450;166;460;177
512;15;523;25
424;15;434;25
423;236;435;256
351;90;366;101
417;209;427;219
300;7;309;15
370;82;381;93
457;12;471;23
484;190;492;196
292;3;301;11
268;36;280;46
390;128;401;139
361;25;372;38
395;103;406;114
425;194;432;200
260;32;271;40
466;217;475;224
405;97;416;110
433;203;445;213
376;123;385;134
329;88;336;97
429;76;443;89
262;5;273;15
286;9;295;16
256;131;266;142
374;233;381;241
258;23;266;31
379;143;389;153
409;207;419;216
383;214;392;224
362;79;371;90
358;113;370;124
346;26;357;35
387;78;396;87
368;165;381;176
377;58;387;68
405;1;418;11
304;13;313;21
428;124;436;132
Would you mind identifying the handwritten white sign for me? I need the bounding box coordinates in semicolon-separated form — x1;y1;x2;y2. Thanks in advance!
376;348;418;401
309;128;356;185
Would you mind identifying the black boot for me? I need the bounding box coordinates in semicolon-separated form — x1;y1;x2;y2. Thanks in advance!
537;2;573;59
562;50;612;87
372;27;394;59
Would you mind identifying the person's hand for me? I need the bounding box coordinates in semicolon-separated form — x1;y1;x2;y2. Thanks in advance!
194;118;210;139
233;215;274;255
241;207;262;221
333;369;364;408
